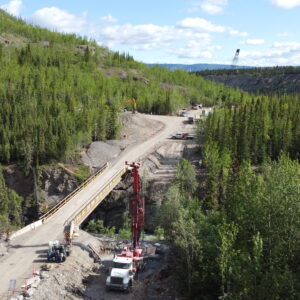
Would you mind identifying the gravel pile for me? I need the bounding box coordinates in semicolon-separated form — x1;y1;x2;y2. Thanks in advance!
81;141;122;169
81;113;164;171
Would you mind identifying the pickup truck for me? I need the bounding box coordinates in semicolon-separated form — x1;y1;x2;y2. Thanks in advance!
171;133;194;140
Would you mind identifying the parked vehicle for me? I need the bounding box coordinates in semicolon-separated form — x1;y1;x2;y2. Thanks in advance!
187;117;194;124
185;133;195;140
171;133;194;140
47;240;71;263
172;133;185;139
106;255;136;292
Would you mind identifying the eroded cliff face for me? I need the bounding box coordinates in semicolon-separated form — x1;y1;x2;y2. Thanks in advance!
84;141;185;233
3;165;78;223
39;166;78;207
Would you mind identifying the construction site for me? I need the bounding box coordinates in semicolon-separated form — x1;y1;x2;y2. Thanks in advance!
0;109;201;300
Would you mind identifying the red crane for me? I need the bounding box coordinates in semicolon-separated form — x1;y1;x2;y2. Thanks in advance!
118;161;144;261
126;161;144;252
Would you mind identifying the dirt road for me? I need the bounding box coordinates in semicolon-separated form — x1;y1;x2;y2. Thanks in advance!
0;112;196;296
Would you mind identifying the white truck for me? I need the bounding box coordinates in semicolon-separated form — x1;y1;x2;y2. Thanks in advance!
106;256;135;292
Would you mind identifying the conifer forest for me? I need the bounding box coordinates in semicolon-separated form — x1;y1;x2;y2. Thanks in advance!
1;8;300;299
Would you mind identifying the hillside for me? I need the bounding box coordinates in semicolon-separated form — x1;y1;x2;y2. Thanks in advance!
196;66;300;94
0;9;247;230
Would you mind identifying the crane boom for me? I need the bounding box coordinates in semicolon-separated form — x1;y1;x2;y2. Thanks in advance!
126;161;144;250
232;49;240;68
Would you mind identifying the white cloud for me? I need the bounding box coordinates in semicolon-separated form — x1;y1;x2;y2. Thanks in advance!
201;0;228;14
177;18;225;32
96;17;247;60
30;7;86;34
272;41;300;48
1;0;22;16
170;40;221;59
189;0;228;14
228;28;248;37
177;18;248;37
270;0;300;9
100;14;117;23
241;39;265;45
98;24;175;49
239;41;300;66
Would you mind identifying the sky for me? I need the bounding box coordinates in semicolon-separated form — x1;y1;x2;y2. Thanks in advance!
0;0;300;66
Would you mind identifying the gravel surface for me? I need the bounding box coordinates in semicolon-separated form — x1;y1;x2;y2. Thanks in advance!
0;111;200;298
81;113;164;171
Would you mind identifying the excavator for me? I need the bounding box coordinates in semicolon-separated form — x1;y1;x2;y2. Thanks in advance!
123;98;137;114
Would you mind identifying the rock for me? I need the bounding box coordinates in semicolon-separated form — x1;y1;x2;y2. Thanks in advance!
23;287;35;297
41;263;53;271
40;271;50;279
10;296;23;300
39;166;78;207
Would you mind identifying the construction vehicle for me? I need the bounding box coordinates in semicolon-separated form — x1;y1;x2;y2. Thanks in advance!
171;132;194;140
123;98;137;114
47;240;71;263
106;162;145;292
187;117;194;124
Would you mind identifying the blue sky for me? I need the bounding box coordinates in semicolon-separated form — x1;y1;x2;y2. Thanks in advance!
1;0;300;66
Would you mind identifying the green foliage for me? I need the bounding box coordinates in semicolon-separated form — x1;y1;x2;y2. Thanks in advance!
118;212;132;239
199;96;300;164
0;168;23;229
176;158;198;193
85;219;115;236
72;165;91;184
0;9;249;171
160;152;300;298
154;226;165;240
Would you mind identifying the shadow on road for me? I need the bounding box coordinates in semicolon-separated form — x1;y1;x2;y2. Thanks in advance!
11;243;48;249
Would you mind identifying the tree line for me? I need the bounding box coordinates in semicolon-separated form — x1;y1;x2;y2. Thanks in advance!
158;87;300;299
160;155;300;299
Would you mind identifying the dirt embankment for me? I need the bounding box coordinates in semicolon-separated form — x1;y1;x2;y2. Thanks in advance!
3;112;164;224
83;119;200;234
23;230;177;300
82;140;187;233
81;112;164;171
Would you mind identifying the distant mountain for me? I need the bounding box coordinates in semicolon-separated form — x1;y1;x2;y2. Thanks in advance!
147;63;252;72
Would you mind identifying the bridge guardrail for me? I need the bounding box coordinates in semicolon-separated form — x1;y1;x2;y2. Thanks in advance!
9;163;109;240
9;220;43;240
41;162;109;221
69;167;127;227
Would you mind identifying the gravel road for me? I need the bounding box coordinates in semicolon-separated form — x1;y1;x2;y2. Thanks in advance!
0;112;196;296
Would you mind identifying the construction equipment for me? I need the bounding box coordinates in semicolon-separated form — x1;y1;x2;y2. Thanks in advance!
232;49;240;68
187;117;194;124
106;162;145;292
123;98;137;114
47;241;71;263
171;132;194;139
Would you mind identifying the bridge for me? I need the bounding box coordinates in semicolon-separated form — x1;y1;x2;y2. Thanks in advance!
0;114;186;295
